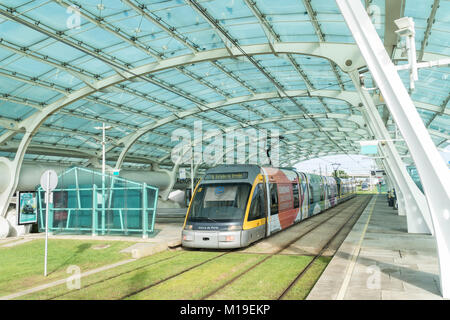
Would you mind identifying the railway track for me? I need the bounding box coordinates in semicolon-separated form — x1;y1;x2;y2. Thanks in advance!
46;251;188;300
277;195;373;300
121;195;369;300
43;195;370;300
200;195;372;300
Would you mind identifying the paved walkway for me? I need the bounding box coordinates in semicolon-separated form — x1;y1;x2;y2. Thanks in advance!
1;216;184;247
307;195;443;300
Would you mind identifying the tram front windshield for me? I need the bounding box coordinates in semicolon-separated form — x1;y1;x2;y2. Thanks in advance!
187;183;251;222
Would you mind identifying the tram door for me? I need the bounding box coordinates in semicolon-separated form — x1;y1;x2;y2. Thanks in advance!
299;173;309;220
247;183;267;241
185;189;192;207
337;180;342;200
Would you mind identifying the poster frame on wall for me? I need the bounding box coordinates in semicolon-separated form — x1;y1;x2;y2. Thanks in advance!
17;191;38;225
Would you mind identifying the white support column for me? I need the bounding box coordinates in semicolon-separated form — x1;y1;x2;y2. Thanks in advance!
380;158;406;215
0;157;15;219
158;163;179;201
337;0;450;298
357;89;414;219
357;102;407;218
0;127;35;218
376;159;392;191
350;71;432;233
374;158;393;192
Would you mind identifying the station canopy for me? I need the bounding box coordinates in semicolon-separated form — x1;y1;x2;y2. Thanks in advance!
0;0;448;171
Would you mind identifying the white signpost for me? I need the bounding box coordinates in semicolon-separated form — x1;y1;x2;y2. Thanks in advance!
40;170;58;277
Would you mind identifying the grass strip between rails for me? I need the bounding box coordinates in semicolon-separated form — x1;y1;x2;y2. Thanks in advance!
18;250;182;300
0;239;135;297
127;253;267;300
207;255;313;300
280;256;331;300
46;251;220;300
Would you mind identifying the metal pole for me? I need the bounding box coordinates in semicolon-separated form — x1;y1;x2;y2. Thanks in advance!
44;171;49;277
102;123;106;177
190;146;194;201
142;183;148;239
101;123;106;235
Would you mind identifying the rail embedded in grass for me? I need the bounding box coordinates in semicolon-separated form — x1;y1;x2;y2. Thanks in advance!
0;239;135;297
201;196;369;300
15;196;370;300
277;195;372;300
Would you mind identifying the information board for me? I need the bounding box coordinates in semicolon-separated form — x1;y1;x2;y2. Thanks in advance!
17;191;38;225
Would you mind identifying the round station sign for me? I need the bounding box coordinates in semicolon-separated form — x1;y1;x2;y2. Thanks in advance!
40;170;58;192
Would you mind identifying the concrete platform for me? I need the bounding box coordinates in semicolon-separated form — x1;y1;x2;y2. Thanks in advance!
307;194;443;300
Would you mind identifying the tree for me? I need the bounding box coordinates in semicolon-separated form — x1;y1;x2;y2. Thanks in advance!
333;169;349;178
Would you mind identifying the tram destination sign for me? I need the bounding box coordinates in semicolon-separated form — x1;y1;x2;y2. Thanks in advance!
204;172;248;180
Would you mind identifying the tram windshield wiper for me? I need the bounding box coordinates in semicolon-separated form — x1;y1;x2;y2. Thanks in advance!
204;216;219;223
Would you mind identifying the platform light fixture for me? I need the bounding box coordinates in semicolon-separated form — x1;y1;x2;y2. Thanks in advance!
331;162;341;177
394;17;415;37
393;17;450;92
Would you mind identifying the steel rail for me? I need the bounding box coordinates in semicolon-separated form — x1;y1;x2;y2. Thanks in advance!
45;251;187;300
199;194;365;300
277;194;372;300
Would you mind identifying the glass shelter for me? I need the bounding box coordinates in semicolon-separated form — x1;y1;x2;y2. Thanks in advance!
37;167;158;238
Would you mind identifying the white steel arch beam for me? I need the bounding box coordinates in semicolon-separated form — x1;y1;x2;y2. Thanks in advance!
281;150;361;167
114;111;366;169
1;84;445;151
374;97;450;117
216;136;361;167
350;70;433;233
3;64;447;132
0;41;364;147
186;0;359;159
0;30;442;162
112;90;365;168
0;38;402;217
160;126;365;193
284;147;361;164
159;118;368;166
255;113;365;127
339;0;450;298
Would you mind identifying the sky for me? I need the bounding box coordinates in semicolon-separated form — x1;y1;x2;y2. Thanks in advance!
294;148;450;176
294;154;377;176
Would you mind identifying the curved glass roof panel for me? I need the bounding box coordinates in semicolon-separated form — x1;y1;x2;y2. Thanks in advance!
0;0;447;168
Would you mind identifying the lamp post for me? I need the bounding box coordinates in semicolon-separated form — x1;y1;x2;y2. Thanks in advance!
331;162;341;178
94;123;112;235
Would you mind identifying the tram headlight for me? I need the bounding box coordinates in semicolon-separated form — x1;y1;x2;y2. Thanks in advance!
224;235;235;242
184;224;193;230
227;225;242;231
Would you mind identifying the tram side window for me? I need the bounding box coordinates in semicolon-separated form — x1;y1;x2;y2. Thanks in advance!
248;184;266;221
269;183;279;215
292;183;299;208
309;184;314;204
